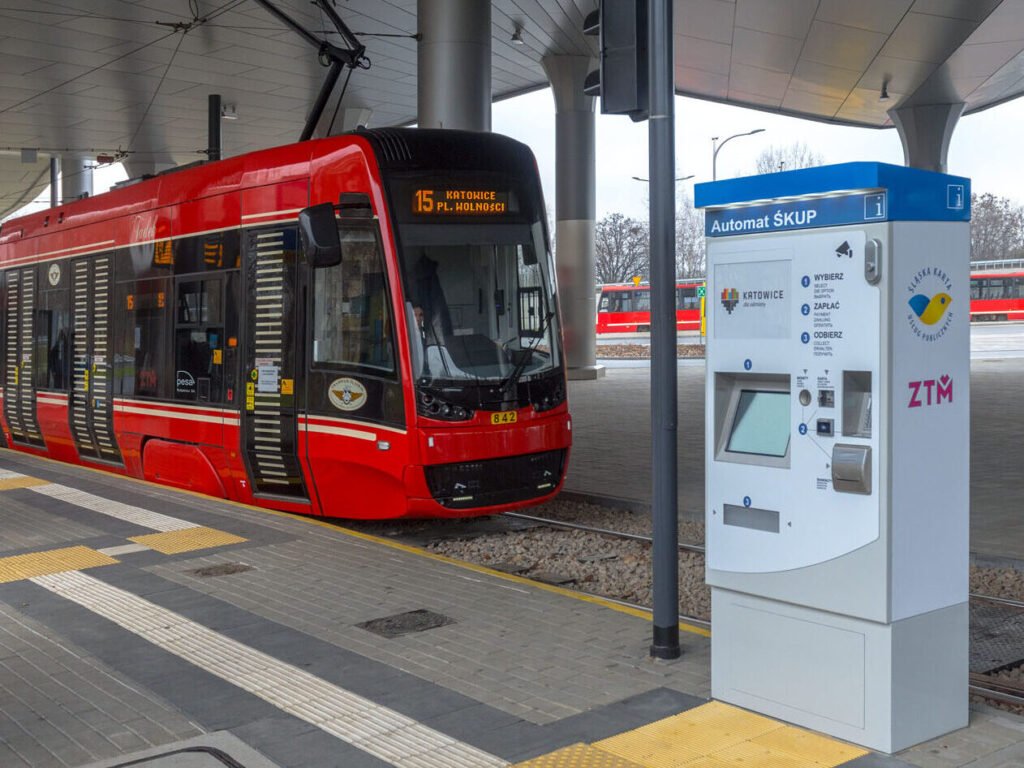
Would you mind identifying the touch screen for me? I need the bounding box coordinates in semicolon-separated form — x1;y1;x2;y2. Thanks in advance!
726;390;790;458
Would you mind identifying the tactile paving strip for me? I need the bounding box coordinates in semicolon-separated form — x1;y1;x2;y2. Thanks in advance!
588;702;866;768
514;743;645;767
0;474;50;491
0;546;118;583
128;527;248;554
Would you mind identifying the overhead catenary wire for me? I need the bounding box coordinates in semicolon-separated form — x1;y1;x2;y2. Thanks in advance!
0;0;248;119
127;29;190;152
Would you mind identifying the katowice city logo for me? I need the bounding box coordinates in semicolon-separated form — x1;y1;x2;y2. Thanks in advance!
720;287;740;314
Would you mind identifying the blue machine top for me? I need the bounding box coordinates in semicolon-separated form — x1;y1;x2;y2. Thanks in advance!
694;162;970;237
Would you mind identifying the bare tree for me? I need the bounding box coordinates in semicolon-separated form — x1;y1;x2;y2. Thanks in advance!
971;192;1024;262
754;142;823;174
675;191;705;278
594;213;649;284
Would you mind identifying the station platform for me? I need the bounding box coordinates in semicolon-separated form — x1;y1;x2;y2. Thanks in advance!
0;451;1022;767
566;355;1024;561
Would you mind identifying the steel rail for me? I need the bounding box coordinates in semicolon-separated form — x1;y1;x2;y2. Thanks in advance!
971;591;1024;610
504;511;706;554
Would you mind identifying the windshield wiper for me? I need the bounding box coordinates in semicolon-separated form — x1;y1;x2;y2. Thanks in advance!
501;309;555;394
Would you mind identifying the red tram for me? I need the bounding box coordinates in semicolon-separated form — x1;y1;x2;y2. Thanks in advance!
595;280;704;333
596;264;1024;333
970;260;1024;321
0;129;570;519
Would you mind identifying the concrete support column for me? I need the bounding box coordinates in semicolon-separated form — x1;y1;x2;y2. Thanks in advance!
61;154;93;201
889;103;964;173
543;55;603;380
417;0;491;131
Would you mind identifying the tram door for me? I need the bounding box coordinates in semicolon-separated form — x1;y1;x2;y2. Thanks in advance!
69;255;121;463
240;227;309;501
2;267;44;447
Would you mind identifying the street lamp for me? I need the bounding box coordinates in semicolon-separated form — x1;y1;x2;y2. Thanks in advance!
711;128;765;180
632;174;694;182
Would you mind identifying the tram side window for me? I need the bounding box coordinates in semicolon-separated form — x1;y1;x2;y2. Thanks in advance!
173;277;225;402
34;286;70;390
118;278;171;399
608;291;632;313
599;292;610;312
634;291;651;312
312;227;395;374
678;286;699;309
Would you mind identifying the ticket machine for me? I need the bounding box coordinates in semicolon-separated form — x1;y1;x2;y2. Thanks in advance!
695;164;970;753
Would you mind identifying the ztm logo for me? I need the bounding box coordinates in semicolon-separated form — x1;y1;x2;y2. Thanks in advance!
720;287;739;314
908;292;952;326
908;374;953;408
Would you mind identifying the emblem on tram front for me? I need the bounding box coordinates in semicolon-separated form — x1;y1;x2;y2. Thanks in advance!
328;377;367;412
48;263;61;286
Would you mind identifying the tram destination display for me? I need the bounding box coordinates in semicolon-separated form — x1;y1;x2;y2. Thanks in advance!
412;188;511;216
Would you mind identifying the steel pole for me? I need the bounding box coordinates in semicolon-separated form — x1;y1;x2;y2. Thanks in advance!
208;94;222;162
648;0;680;659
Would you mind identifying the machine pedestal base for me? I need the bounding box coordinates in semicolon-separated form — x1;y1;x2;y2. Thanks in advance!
711;589;967;753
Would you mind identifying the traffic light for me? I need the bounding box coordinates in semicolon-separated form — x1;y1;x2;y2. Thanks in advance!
583;1;649;122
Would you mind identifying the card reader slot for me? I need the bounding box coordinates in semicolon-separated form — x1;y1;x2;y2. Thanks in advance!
723;503;780;533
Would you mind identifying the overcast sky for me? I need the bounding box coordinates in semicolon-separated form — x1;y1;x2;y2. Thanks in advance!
493;89;1024;222
18;87;1024;224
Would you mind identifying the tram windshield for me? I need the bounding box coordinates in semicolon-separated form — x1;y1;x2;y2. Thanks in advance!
398;220;560;387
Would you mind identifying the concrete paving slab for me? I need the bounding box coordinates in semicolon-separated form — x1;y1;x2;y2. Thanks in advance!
0;449;1020;767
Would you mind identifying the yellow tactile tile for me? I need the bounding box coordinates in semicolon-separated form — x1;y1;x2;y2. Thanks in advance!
751;726;868;765
582;703;867;768
710;741;816;768
0;475;50;491
593;728;704;768
129;526;247;554
682;759;737;768
594;702;783;767
0;546;117;583
514;743;647;768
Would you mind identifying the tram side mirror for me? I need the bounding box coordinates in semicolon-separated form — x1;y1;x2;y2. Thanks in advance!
299;203;342;268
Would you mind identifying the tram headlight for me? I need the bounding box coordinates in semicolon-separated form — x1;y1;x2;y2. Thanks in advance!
417;391;474;421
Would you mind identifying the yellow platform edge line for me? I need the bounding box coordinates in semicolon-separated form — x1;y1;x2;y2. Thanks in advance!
0;448;710;637
0;545;119;583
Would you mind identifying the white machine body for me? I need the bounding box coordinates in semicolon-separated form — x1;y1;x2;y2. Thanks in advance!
697;164;970;753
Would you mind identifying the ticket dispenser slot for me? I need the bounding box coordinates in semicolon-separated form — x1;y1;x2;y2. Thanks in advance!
842;371;872;438
832;444;871;494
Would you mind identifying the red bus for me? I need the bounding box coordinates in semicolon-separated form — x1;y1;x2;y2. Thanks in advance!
596;280;704;333
0;129;570;520
970;260;1024;321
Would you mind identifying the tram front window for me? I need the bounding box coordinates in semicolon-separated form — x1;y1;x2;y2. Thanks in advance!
399;221;560;387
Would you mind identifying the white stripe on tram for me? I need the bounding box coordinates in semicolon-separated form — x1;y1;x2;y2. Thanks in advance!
30;571;507;767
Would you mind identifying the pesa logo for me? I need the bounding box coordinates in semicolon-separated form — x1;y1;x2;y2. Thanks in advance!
328;377;366;412
908;374;953;408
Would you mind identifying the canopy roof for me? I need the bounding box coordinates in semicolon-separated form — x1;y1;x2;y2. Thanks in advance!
2;0;1023;216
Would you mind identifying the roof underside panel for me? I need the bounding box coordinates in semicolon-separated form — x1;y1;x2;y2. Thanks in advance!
1;0;1023;213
